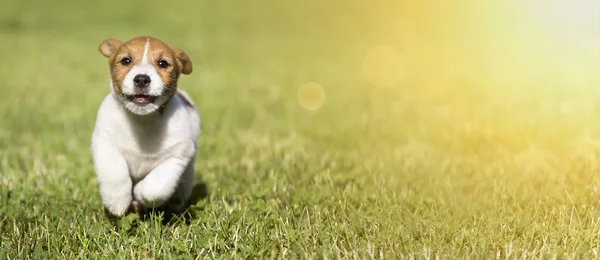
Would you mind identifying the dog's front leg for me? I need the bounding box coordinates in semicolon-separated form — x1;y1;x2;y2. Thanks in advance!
133;156;190;209
92;136;132;217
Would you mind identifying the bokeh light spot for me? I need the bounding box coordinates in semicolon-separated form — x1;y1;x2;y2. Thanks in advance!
362;45;404;88
297;82;326;111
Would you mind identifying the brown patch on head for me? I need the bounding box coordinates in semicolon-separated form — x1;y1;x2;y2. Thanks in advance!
144;38;180;99
99;37;147;94
98;36;193;98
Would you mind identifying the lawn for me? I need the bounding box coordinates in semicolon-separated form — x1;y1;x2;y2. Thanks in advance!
2;0;600;258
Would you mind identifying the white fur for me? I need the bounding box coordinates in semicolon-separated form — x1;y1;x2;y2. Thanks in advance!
121;39;166;115
92;90;200;216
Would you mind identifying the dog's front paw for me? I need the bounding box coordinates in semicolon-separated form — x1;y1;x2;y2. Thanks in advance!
133;180;171;208
102;196;132;217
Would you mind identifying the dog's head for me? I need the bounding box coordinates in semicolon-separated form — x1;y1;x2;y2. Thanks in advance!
99;36;192;115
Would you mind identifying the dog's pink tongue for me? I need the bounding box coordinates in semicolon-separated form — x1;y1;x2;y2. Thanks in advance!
132;96;150;105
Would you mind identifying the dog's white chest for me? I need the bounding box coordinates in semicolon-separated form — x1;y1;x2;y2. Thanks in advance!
124;153;163;181
93;93;200;181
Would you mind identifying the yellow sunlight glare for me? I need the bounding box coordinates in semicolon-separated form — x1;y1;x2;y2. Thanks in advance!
362;45;404;89
529;0;600;48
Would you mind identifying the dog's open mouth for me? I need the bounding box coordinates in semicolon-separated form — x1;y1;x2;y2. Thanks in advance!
127;94;157;105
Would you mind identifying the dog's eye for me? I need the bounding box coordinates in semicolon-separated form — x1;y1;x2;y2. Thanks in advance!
120;57;131;66
157;60;169;69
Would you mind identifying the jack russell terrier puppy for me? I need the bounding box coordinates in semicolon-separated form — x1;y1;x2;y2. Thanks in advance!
92;36;200;217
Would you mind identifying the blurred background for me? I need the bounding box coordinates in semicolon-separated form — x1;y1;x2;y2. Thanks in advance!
2;0;598;151
1;0;599;189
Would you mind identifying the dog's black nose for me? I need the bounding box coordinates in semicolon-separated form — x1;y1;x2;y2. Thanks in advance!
133;74;151;88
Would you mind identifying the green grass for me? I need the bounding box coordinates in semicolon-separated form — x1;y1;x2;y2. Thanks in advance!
2;0;600;258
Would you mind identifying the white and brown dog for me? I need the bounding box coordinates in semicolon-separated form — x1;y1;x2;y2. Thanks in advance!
92;36;200;217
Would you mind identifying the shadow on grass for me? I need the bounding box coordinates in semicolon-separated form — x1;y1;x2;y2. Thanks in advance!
104;182;209;227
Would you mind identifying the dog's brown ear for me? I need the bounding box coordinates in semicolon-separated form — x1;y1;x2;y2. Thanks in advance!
99;38;122;58
173;48;192;75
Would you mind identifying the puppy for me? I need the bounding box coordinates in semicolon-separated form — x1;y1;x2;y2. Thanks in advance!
92;36;200;217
